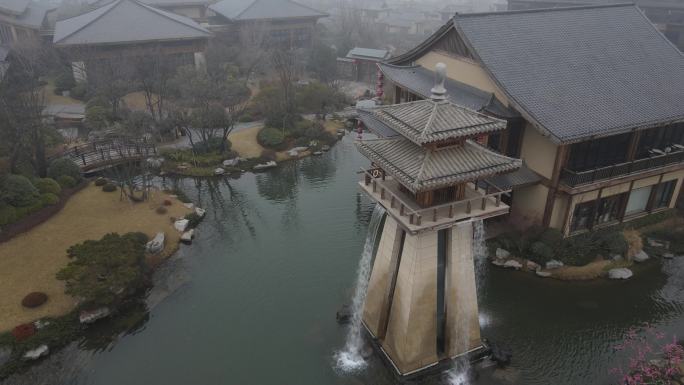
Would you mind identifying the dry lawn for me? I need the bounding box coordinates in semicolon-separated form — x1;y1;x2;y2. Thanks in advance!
41;83;82;106
0;184;190;332
228;124;265;158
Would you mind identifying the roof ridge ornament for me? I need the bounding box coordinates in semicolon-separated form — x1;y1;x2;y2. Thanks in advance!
430;62;447;101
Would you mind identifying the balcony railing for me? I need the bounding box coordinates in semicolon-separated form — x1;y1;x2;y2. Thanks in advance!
359;168;511;232
560;149;684;187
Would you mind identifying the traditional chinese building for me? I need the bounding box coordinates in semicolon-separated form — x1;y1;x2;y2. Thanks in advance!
0;0;54;45
356;63;521;375
374;4;684;236
53;0;211;82
336;47;390;84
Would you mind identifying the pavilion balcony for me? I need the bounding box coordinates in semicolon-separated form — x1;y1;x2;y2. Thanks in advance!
560;147;684;187
358;169;511;234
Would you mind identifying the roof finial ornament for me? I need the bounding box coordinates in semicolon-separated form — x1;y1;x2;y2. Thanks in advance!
430;62;447;101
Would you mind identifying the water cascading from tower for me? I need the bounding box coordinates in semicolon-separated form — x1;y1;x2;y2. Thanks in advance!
335;204;386;372
447;219;487;385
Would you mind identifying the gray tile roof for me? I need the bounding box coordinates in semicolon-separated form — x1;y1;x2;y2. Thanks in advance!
379;63;516;118
358;99;506;146
356;137;522;192
0;0;29;15
485;164;541;190
346;47;389;61
209;0;326;21
53;0;210;46
454;4;684;143
509;0;684;10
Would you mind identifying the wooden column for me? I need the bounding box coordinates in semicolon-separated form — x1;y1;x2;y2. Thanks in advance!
542;145;569;227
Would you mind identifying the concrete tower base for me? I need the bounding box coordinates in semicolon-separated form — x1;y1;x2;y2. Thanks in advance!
362;216;483;375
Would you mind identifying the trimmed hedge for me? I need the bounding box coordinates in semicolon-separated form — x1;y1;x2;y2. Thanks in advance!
40;193;60;206
33;178;62;195
257;127;286;149
0;204;17;226
57;175;77;189
0;175;39;207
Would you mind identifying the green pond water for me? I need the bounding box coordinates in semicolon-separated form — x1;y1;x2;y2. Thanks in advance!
7;135;684;385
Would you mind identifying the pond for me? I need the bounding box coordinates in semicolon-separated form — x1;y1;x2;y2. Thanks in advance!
7;134;684;385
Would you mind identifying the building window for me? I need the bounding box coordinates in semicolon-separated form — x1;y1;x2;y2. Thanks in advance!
625;186;653;216
571;200;595;232
636;123;684;159
653;180;677;209
595;193;626;225
567;132;631;172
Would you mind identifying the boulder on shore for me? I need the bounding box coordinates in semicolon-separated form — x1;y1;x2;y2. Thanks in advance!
503;260;523;270
180;229;195;244
222;158;239;167
495;248;510;259
608;268;633;280
253;161;277;171
545;260;564;269
79;307;111;324
633;250;649;263
535;270;552;278
195;207;206;218
526;260;540;271
214;167;225;176
183;202;195;210
23;345;49;361
146;232;165;254
174;219;189;232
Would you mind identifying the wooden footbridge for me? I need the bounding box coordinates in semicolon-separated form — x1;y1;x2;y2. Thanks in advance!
58;137;158;173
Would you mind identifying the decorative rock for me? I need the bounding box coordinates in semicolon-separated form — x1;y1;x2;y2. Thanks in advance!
180;229;195;244
633;250;649;263
321;145;331;152
611;254;624;262
336;304;352;324
503;260;523;270
195;207;206;218
183;202;195;210
495;248;510;259
214;167;225;176
23;345;49;361
647;238;670;249
491;259;506;267
545;260;564;269
663;253;675;259
253;161;277;170
608;268;633;280
145;232;165;254
313;151;323;156
79;307;110;324
288;149;299;157
222;158;239;167
535;270;552;278
174;219;189;232
526;260;540;271
291;147;308;152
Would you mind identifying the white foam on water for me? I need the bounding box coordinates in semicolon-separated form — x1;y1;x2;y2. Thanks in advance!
334;205;386;373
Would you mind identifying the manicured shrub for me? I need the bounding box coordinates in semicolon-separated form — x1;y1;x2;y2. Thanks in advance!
57;175;77;189
15;200;44;218
21;292;48;308
529;241;554;264
155;206;168;215
0;204;17;226
33;178;61;195
12;323;35;341
94;177;107;187
48;158;81;181
0;174;39;207
257;127;286;149
40;193;60;206
102;183;117;192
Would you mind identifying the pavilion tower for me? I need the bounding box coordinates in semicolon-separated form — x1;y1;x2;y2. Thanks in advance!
355;63;521;375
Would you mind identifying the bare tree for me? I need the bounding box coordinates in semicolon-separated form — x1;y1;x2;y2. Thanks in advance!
269;48;298;129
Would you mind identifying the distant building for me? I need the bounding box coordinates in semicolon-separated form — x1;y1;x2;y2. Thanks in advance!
337;47;390;83
208;0;327;48
373;4;684;235
508;0;684;51
0;0;55;44
53;0;210;82
139;0;214;22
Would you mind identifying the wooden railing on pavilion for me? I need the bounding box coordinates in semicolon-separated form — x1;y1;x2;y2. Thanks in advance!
55;137;157;172
359;168;510;227
560;148;684;187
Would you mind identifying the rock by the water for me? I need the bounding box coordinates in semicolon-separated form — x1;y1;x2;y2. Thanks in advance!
79;307;110;324
195;207;206;218
491;259;506;267
503;260;523;270
545;260;564;269
336;304;352;323
495;248;510;259
608;268;633;280
611;254;624;261
633;250;649;263
180;229;195;244
526;260;540;271
321;145;331;152
146;232;165;254
253;161;277;171
222;158;239;167
663;253;675;259
174;219;189;232
214;167;225;176
183;202;195;210
535;270;552;278
647;238;670;249
23;345;49;360
287;149;299;157
313;151;323;156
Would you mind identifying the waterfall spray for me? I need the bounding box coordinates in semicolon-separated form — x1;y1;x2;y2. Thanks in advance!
335;205;386;372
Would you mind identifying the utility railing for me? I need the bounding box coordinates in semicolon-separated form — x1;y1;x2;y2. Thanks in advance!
560;149;684;187
359;168;511;227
